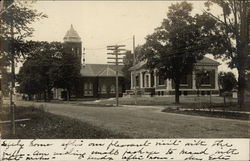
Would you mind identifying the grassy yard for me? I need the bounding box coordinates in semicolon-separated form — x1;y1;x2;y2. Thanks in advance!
162;108;250;120
0;106;129;139
80;96;241;109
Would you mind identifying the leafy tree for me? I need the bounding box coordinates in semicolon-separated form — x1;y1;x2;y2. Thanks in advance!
0;0;47;62
139;2;220;103
17;42;62;101
219;71;237;92
122;50;133;90
0;0;47;102
17;41;81;101
53;47;81;101
204;0;250;108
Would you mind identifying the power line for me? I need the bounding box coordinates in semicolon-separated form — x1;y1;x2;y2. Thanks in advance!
84;37;133;51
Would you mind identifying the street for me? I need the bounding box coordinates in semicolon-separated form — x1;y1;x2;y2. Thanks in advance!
15;101;250;138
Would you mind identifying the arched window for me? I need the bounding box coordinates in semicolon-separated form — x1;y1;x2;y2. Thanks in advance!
84;82;93;96
110;84;115;93
101;84;107;93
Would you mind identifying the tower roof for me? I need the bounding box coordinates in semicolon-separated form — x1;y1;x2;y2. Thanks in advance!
63;24;81;43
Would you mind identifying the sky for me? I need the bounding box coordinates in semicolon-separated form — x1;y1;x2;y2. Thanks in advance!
24;0;237;76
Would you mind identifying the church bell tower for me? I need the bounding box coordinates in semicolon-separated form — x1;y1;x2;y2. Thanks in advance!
63;24;85;65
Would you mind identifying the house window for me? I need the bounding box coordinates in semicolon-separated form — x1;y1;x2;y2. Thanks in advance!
151;71;154;87
158;75;165;85
200;71;211;85
84;82;93;96
142;72;145;87
75;47;79;54
180;75;188;86
135;75;139;87
146;75;149;87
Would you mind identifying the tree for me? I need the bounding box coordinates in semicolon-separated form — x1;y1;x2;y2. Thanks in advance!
17;42;62;101
219;72;237;93
204;0;250;108
53;47;81;101
0;1;47;62
139;2;220;103
122;50;133;90
0;0;47;102
17;41;81;101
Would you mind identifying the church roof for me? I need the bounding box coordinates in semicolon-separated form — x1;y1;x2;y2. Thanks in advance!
63;25;81;43
80;64;124;77
129;56;220;71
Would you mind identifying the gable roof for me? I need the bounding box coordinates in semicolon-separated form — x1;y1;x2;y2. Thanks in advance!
80;64;124;77
129;56;220;71
129;60;147;71
195;57;221;66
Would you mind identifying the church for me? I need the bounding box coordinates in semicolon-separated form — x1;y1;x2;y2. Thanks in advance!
53;25;125;99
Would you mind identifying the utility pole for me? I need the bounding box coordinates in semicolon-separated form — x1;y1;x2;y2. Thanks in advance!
133;35;136;65
132;35;137;105
107;45;126;107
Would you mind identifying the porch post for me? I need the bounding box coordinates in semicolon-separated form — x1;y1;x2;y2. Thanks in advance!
148;73;151;88
130;72;134;89
215;68;219;90
168;79;172;90
154;69;157;87
192;70;196;89
140;71;143;88
144;72;147;88
166;79;169;90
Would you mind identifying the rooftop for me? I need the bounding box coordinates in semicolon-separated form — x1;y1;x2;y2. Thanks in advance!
130;56;220;71
80;64;124;77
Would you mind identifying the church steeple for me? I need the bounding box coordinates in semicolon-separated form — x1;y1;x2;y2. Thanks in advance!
63;24;81;43
63;25;84;66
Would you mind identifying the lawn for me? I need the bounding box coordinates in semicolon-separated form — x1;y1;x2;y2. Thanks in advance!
79;96;239;109
162;108;250;120
0;106;129;139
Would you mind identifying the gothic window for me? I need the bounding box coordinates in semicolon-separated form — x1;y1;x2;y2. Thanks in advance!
84;82;93;96
101;84;107;93
110;84;115;93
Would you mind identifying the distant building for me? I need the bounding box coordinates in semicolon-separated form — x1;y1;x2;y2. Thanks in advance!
53;25;125;99
127;57;221;97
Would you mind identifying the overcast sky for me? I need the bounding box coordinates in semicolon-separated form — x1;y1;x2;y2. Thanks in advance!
25;0;237;76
